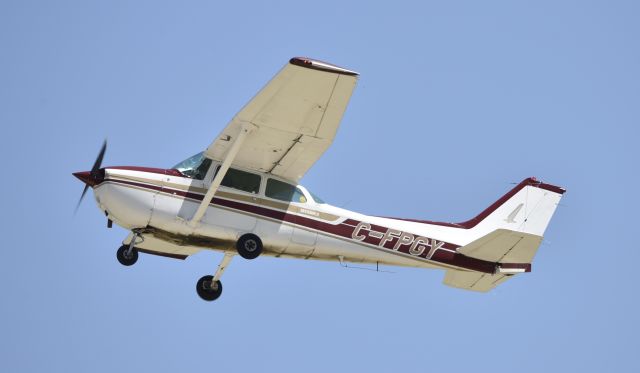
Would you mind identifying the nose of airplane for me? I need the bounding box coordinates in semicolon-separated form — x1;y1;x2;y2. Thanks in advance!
73;171;92;185
73;170;103;187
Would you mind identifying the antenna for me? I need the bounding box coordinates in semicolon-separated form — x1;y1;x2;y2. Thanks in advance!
338;256;394;273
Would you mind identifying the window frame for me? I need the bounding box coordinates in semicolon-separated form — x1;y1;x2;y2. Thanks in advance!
172;152;212;181
203;164;316;205
207;164;263;195
264;177;310;204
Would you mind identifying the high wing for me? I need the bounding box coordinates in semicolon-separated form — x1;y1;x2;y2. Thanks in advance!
205;57;359;183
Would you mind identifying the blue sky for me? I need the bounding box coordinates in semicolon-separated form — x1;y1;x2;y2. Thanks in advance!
1;1;638;372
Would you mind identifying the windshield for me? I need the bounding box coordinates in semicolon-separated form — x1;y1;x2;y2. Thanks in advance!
309;190;326;204
172;152;212;180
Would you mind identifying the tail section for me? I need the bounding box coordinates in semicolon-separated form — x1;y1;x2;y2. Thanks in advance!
443;178;565;292
443;269;510;292
459;177;565;237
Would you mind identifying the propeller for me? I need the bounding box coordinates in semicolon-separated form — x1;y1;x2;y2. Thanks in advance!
74;140;107;213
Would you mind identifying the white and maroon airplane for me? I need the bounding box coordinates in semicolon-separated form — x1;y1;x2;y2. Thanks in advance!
74;57;565;301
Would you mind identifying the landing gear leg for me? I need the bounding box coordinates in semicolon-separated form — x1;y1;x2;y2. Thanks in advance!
116;231;139;266
196;251;234;302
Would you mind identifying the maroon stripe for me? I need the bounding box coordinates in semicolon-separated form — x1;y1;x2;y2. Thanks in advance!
102;178;525;274
383;177;565;229
500;263;532;272
537;182;566;194
343;219;360;226
289;57;359;76
105;168;564;231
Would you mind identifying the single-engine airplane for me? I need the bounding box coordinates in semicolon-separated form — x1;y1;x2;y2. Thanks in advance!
74;57;565;301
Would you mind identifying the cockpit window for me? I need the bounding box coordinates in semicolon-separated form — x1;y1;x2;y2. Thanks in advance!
266;178;307;203
309;191;326;204
172;152;212;180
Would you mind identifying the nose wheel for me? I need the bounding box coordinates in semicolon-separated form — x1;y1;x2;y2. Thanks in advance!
117;244;138;266
117;231;141;266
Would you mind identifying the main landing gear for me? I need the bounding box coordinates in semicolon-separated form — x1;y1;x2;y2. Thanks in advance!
115;230;265;301
195;233;264;302
236;233;263;259
197;252;233;301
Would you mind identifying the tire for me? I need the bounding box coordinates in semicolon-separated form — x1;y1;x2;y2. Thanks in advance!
117;245;138;266
196;275;223;301
236;233;263;260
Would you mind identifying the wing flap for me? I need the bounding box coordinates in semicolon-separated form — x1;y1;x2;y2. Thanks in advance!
271;135;328;178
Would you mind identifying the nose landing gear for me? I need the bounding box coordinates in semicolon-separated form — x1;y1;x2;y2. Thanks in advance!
116;245;138;266
116;231;140;266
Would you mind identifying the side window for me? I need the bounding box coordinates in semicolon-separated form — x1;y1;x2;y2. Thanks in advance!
266;178;307;203
215;167;261;194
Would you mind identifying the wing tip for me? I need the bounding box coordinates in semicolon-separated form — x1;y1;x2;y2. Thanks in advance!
289;57;359;76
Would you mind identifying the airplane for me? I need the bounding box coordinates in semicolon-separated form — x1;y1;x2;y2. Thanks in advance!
73;57;565;301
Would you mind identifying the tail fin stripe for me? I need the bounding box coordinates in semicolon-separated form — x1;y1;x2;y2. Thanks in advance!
382;177;565;230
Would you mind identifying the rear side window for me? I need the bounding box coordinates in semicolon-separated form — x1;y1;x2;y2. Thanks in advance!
266;178;307;203
215;167;261;194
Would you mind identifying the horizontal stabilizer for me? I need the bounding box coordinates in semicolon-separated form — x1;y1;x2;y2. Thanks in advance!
443;269;511;292
458;229;542;263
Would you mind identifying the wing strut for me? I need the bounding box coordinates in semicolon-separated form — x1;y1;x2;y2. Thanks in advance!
189;123;256;226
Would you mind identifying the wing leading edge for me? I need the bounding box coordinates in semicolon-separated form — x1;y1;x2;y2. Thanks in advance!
205;57;359;183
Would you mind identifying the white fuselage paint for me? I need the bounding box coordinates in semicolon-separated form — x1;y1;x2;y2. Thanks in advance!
92;165;558;272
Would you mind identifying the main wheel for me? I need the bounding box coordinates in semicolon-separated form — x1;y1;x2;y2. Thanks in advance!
236;233;263;260
196;275;223;301
116;245;138;266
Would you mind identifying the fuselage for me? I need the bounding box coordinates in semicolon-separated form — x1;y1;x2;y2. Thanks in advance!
71;57;565;297
89;163;513;274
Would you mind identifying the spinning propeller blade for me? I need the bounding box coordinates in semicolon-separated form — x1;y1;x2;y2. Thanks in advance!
75;184;90;213
74;140;107;214
91;140;107;177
